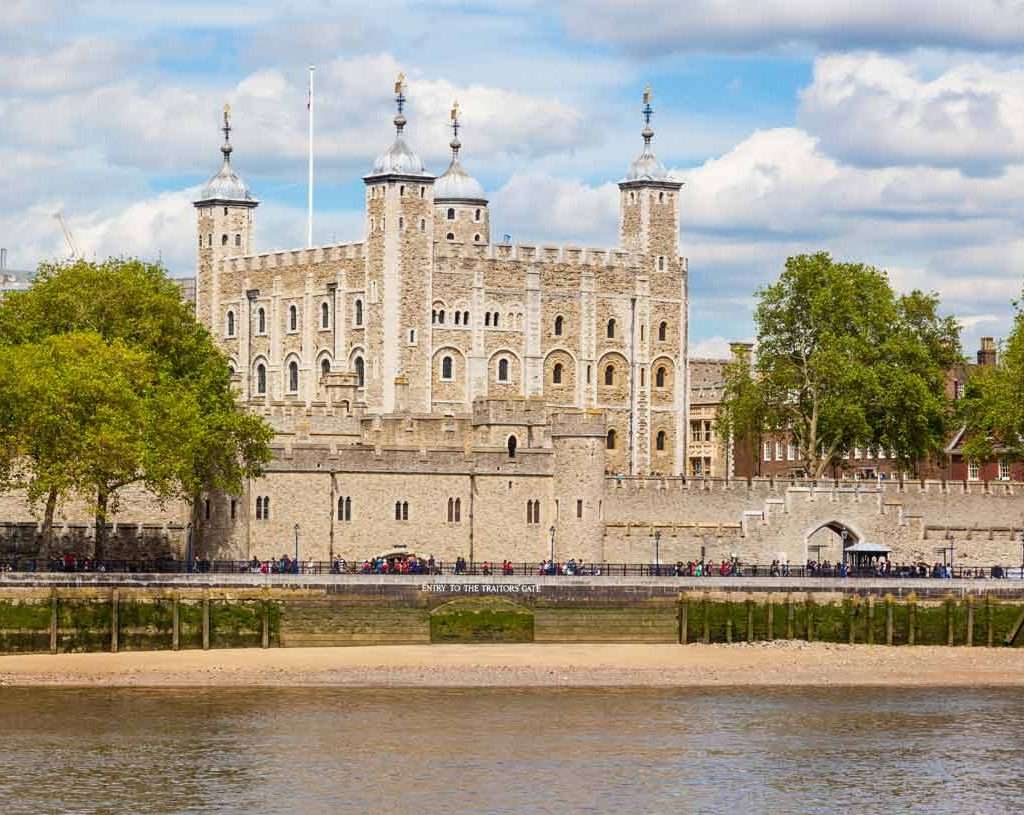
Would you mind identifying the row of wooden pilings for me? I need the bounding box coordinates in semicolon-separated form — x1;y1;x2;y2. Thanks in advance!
677;594;1024;647
42;588;273;655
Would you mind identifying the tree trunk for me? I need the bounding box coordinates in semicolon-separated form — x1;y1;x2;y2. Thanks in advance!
190;490;203;562
40;487;58;558
94;485;109;561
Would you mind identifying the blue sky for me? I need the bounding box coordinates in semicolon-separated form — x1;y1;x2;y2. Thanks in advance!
4;0;1024;356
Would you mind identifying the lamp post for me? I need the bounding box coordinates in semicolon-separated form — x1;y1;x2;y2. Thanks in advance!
185;523;193;574
293;524;300;574
549;525;555;569
653;529;661;576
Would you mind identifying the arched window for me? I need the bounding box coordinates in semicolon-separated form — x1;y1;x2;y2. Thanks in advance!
606;429;616;450
463;311;469;325
221;234;228;246
507;435;517;458
454;311;461;325
235;234;241;247
454;498;461;523
659;191;665;203
474;208;481;222
288;360;299;393
403;501;409;520
289;304;298;332
658;321;667;341
493;313;499;328
447;207;455;220
604;365;614;386
658;256;665;271
441;356;453;380
321;302;330;329
399;184;405;196
607;319;616;338
395;501;402;520
485;313;491;327
438;310;445;324
554;315;563;336
474;233;481;243
321;358;331;378
226;310;235;337
256;363;267;395
526;500;533;524
354;357;365;387
258;308;266;334
354;300;363;326
446;232;455;241
553;363;563;384
656;430;666;451
338;496;351;521
256;496;270;520
498;358;509;382
656;367;666;388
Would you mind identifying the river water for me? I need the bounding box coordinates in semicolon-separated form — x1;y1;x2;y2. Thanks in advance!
1;687;1021;814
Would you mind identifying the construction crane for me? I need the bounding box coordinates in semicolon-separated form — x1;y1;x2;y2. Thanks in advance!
53;211;80;259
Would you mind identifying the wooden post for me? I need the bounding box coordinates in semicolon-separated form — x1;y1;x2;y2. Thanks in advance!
202;595;210;650
49;589;58;654
866;597;875;645
726;616;733;643
987;595;994;647
885;599;894;646
786;597;794;640
678;598;688;645
171;595;180;651
766;601;774;642
745;598;754;642
908;599;916;646
110;589;119;654
806;598;814;642
702;596;710;644
946;599;955;647
261;601;270;649
847;600;856;645
966;596;975;647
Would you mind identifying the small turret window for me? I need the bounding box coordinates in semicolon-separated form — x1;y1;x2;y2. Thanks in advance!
321;358;331;378
420;218;426;231
446;232;455;241
256;363;267;395
399;216;404;230
658;321;667;341
553;363;563;384
604;365;614;386
658;191;664;203
462;310;469;325
354;356;365;387
288;305;298;332
420;186;425;198
257;308;266;335
399;185;405;196
355;299;363;326
607;318;616;338
473;234;481;243
225;310;235;337
497;358;509;382
321;301;330;329
287;360;299;393
223;207;228;216
474;208;481;222
441;356;453;380
235;234;241;247
658;256;665;271
656;431;666;451
447;208;455;220
554;315;563;336
221;234;228;246
606;429;617;450
656;367;666;388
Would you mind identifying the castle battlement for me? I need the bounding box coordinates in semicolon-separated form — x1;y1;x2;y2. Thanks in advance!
550;409;607;438
222;241;367;274
604;476;1022;497
433;240;638;268
471;397;549;427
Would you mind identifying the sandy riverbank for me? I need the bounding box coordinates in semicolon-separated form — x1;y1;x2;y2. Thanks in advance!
2;642;1024;688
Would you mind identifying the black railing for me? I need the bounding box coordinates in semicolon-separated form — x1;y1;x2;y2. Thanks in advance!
0;557;1019;580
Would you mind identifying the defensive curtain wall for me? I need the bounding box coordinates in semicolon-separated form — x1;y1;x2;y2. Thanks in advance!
3;573;1024;654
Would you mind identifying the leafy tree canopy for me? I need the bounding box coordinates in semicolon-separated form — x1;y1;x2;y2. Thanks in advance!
718;252;961;479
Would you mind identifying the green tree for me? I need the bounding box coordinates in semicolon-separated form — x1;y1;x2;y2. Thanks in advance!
719;252;961;479
961;295;1024;464
0;258;272;554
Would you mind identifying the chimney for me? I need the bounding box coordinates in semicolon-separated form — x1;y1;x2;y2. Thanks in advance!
977;337;997;367
729;341;754;369
0;248;6;271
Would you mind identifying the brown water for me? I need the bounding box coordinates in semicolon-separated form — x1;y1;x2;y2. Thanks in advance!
1;687;1022;814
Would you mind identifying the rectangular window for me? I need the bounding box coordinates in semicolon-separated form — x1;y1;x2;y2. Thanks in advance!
854;447;862;459
787;442;797;461
999;458;1010;480
763;441;772;462
703;421;712;442
691;421;702;443
968;460;980;481
576;499;583;519
775;441;783;461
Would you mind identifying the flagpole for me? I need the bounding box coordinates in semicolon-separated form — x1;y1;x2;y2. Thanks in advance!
307;65;315;248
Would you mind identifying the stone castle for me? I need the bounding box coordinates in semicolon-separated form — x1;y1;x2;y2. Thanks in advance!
3;79;1023;569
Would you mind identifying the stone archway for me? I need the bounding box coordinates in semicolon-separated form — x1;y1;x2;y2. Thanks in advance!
803;520;862;565
429;597;534;643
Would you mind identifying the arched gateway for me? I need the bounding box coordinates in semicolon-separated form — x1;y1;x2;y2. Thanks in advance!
803;520;890;569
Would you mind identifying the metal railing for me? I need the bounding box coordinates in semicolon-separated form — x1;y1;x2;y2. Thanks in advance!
0;557;1019;580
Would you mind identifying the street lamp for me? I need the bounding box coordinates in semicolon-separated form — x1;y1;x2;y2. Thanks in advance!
549;525;555;568
654;529;661;576
185;523;193;574
294;523;300;574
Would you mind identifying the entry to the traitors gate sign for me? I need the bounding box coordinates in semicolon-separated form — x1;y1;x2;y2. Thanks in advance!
421;584;541;594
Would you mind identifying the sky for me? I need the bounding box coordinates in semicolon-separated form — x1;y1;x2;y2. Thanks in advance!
4;1;1024;357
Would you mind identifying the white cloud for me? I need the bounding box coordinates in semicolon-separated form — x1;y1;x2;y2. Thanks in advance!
690;336;735;358
560;1;1024;53
799;53;1024;173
